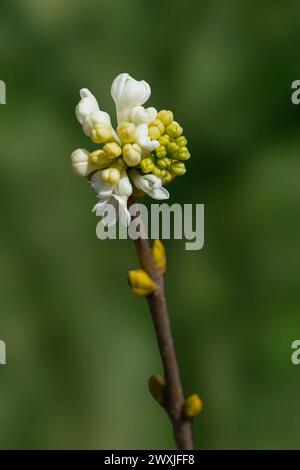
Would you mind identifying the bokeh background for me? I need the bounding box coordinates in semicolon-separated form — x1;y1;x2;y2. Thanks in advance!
0;0;300;449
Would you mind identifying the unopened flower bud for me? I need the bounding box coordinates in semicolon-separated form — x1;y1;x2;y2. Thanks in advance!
157;110;174;127
91;123;113;144
167;142;179;157
183;394;203;419
156;158;168;169
177;146;190;161
148;125;161;140
103;142;122;160
152;240;167;274
163;171;174;184
101;167;121;185
71;149;93;176
128;269;157;296
152;166;166;178
149;119;165;135
123;143;142;167
171;161;186;176
89;149;111;169
155;145;167;159
166;121;183;138
176;136;187;147
159;134;170;146
148;374;166;406
117;122;136;143
140;157;155;173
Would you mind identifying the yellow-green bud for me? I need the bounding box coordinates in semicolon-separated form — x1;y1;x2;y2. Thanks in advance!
165;158;172;169
152;240;167;274
155;145;167;159
163;171;173;184
157;110;174;127
91;123;113;144
148;374;166;406
159;134;170;146
148;125;161;140
111;157;125;172
103;142;122;160
123;143;141;167
176;136;187;147
167;142;179;157
117;122;136;143
152;166;166;178
128;269;157;297
90;149;111;168
183;394;203;419
166;121;183;138
171;161;186;176
156;158;169;169
149;119;165;135
101;166;121;185
177;146;190;161
140;157;155;173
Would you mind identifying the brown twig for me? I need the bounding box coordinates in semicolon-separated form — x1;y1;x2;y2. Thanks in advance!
131;199;193;450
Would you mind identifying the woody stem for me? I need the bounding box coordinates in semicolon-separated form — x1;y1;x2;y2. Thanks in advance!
132;207;193;450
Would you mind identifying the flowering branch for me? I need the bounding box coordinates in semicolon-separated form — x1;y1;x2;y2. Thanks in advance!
71;73;202;449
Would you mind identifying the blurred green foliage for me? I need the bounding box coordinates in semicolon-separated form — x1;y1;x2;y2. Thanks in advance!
0;0;300;449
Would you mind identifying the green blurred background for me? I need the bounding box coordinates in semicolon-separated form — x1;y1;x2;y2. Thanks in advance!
0;0;300;449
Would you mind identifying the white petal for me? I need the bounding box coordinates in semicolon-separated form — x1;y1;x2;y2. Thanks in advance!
75;88;99;125
131;172;169;200
101;198;119;227
82;109;112;137
149;187;170;200
111;73;151;124
112;195;131;227
130;106;157;126
146;107;157;122
135;123;159;156
130;106;149;125
115;170;132;197
90;171;114;198
92;198;109;214
111;73;130;104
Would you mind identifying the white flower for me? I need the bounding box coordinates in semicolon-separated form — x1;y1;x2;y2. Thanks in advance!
131;171;169;200
90;169;132;227
76;88;119;142
111;73;151;124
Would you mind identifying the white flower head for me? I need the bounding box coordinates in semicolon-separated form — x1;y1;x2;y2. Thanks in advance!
72;72;190;227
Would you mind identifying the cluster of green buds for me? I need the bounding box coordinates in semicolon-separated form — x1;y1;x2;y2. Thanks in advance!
140;110;190;185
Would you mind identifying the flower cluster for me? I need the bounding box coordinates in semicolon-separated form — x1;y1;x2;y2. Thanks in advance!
71;73;190;226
